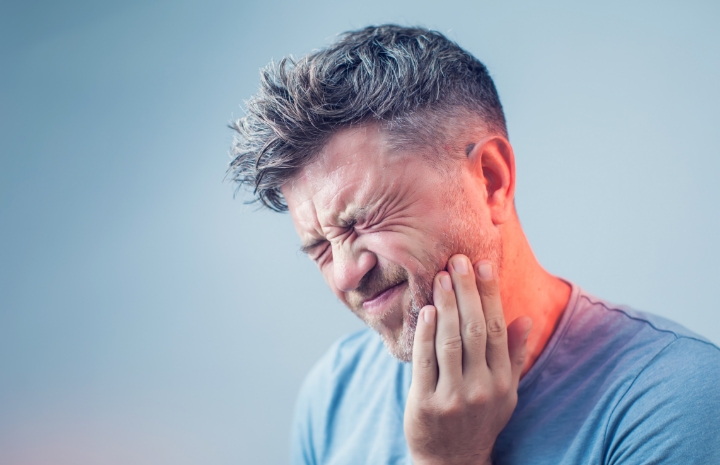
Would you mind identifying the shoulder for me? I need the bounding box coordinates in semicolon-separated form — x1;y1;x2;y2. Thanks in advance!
572;292;720;463
571;289;720;463
572;289;720;396
602;336;720;463
567;290;716;369
579;291;714;344
525;287;713;393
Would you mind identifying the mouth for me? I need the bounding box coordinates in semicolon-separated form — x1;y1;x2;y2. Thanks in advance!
361;281;406;316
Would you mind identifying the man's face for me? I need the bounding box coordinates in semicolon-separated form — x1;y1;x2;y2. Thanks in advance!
282;124;501;362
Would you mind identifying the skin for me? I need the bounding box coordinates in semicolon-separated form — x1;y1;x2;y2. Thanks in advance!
281;122;570;464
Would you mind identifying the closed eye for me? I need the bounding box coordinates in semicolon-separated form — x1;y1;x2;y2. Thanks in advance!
300;239;332;262
300;238;326;255
300;216;363;262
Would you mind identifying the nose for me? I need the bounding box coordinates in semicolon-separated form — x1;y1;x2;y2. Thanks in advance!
331;241;377;292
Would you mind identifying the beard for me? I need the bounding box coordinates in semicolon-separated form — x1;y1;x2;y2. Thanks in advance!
346;260;436;362
344;190;503;362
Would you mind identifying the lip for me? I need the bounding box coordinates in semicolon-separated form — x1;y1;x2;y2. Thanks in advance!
362;282;406;316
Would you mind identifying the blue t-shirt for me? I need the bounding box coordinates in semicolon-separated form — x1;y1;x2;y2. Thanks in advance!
291;284;720;464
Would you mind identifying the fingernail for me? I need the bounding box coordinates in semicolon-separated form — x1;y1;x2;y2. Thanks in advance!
451;256;468;274
477;261;493;281
440;274;452;290
423;306;435;324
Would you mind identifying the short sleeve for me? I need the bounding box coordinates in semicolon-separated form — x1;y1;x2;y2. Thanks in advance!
605;337;720;464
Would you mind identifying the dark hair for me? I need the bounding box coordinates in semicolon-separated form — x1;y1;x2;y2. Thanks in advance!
228;24;507;212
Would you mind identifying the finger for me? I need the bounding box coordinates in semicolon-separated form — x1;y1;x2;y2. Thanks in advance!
447;254;487;375
507;316;533;386
433;271;463;390
474;260;510;374
410;306;439;394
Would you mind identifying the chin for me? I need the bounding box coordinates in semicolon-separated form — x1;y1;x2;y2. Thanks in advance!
376;307;419;363
349;266;434;362
376;279;431;362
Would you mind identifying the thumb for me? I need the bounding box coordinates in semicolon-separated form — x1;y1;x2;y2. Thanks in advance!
507;316;532;385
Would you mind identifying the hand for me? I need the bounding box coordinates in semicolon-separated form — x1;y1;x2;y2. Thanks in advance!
404;254;532;465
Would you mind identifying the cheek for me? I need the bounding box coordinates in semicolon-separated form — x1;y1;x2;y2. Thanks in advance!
364;229;445;275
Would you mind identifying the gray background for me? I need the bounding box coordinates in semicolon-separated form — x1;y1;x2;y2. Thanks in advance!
1;0;718;463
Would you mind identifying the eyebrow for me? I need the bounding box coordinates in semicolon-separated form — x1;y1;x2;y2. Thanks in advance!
337;206;369;228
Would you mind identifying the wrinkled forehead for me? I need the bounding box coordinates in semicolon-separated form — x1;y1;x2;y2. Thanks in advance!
281;124;406;225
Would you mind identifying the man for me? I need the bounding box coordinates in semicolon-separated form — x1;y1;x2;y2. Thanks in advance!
229;25;720;464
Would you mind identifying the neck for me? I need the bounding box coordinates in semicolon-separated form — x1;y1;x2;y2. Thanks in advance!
497;214;571;376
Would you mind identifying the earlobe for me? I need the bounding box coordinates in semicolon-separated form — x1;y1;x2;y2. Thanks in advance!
469;136;516;224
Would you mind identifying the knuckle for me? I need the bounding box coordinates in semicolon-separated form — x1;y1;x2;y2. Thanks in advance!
486;317;507;336
467;388;490;406
441;334;463;352
442;395;464;416
494;377;512;395
415;355;434;370
464;320;486;338
416;399;438;417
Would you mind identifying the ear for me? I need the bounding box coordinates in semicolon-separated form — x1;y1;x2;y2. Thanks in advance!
467;136;516;224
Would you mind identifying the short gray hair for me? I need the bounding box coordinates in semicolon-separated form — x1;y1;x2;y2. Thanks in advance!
228;24;507;212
